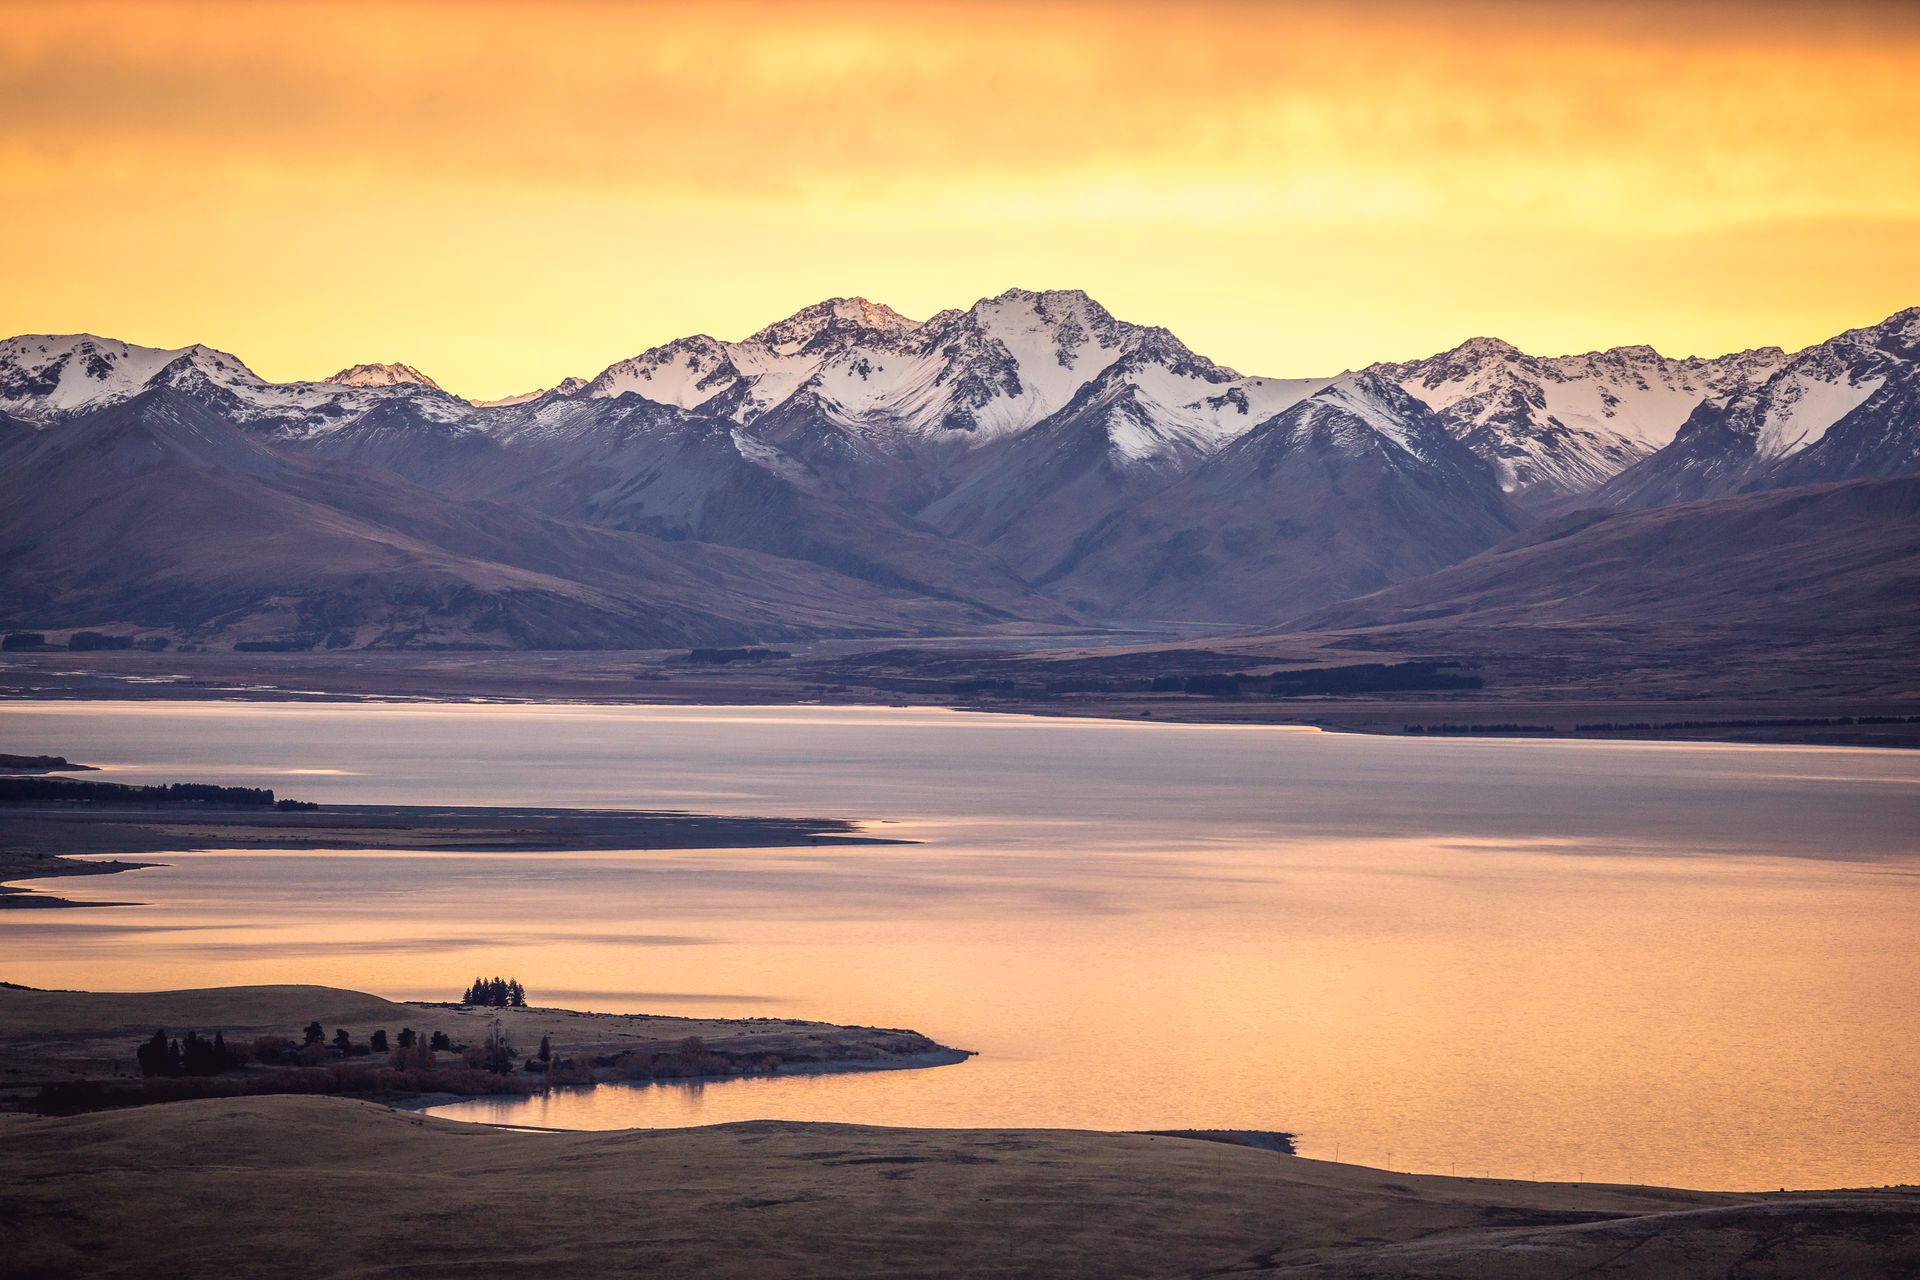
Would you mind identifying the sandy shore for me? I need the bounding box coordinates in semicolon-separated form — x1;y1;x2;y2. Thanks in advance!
0;801;899;907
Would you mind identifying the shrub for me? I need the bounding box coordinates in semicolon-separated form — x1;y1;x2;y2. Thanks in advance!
69;631;134;652
462;1022;516;1074
545;1058;594;1086
252;1035;296;1065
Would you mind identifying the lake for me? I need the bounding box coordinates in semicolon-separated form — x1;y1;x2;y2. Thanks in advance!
3;699;1917;1190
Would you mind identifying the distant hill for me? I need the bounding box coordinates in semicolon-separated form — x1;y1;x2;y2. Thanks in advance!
1291;475;1920;645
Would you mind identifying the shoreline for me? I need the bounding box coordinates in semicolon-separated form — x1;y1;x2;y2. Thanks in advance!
0;800;905;908
0;983;970;1117
400;1047;979;1120
0;640;1912;752
7;683;1919;752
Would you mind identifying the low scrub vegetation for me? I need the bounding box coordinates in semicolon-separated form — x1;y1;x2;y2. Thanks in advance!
32;1064;535;1115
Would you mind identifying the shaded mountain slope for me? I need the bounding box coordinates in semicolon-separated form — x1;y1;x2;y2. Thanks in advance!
445;395;1074;623
1037;375;1519;623
0;391;1023;647
1293;476;1920;642
917;351;1329;579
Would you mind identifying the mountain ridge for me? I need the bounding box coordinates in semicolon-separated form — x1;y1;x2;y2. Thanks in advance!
2;297;1915;649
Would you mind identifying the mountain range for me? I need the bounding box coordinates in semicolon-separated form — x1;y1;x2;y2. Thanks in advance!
1;292;1915;649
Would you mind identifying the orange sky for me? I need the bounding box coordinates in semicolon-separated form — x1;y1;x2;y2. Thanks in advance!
3;0;1918;399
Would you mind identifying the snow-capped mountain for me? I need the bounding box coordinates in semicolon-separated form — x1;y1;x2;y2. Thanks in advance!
741;289;1332;512
1596;307;1920;508
1374;338;1786;502
0;334;476;435
916;347;1330;577
325;362;443;391
765;288;1300;445
0;335;248;420
471;377;586;408
3;297;1914;646
582;297;917;418
580;289;1313;465
1035;372;1519;623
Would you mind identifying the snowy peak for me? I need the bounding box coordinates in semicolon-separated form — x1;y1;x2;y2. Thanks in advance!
0;334;259;421
1594;305;1920;508
802;287;1231;443
578;288;1242;452
0;332;480;438
749;297;919;354
325;362;443;392
1262;371;1454;461
1030;345;1331;466
1374;333;1789;499
584;334;745;410
1709;307;1920;462
584;298;923;415
471;376;586;408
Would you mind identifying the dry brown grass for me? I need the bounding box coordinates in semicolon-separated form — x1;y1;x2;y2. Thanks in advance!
1;1095;1914;1279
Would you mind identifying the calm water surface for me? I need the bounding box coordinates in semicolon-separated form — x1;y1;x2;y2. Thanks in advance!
3;700;1917;1189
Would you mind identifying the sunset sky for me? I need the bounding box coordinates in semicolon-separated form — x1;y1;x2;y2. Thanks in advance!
4;0;1918;399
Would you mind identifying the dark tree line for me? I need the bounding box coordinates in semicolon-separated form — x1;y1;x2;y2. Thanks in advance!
461;976;527;1007
137;1021;466;1078
0;777;291;808
135;1029;245;1077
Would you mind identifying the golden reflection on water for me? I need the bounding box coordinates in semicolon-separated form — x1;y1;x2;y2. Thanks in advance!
2;701;1917;1190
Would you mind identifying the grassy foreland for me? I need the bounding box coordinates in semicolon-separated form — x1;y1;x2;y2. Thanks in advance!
2;1096;1916;1279
1;985;1915;1276
0;984;963;1115
0;792;897;907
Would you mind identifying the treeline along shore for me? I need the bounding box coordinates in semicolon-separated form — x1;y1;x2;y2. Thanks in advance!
0;983;967;1117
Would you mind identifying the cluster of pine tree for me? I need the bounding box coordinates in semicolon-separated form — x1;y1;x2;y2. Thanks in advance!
134;1029;245;1077
461;976;527;1007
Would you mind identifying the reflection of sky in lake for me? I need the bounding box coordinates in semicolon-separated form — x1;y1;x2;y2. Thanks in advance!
3;701;1917;1190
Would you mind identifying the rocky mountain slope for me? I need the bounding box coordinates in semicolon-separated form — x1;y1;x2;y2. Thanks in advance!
1596;308;1920;508
1034;374;1520;623
1374;337;1786;504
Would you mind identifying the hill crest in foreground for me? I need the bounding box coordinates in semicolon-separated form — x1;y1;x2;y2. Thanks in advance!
3;1095;1915;1279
